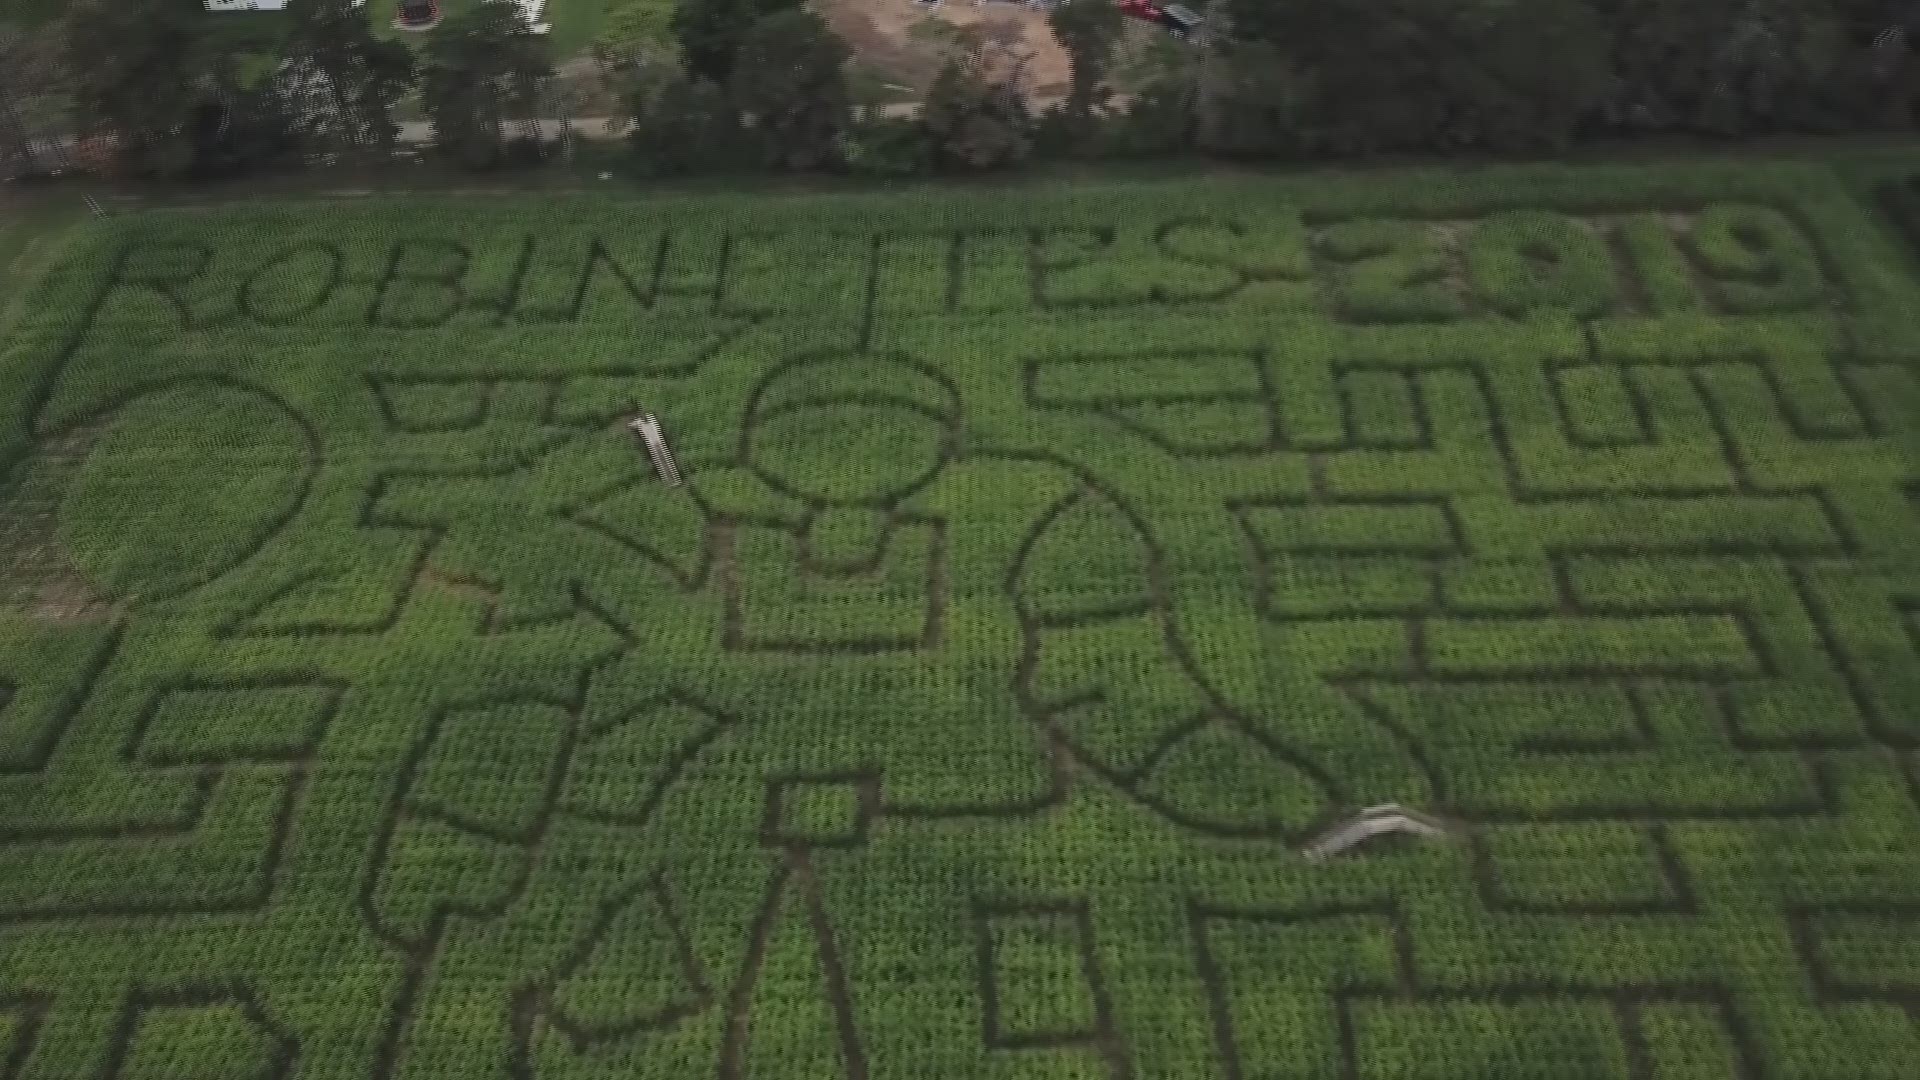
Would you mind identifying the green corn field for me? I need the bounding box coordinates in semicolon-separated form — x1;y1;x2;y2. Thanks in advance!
3;156;1920;1078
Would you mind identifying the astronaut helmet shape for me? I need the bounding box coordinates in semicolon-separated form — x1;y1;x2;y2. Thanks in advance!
744;353;962;507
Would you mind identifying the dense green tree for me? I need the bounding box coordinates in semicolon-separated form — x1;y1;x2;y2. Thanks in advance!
284;0;415;160
0;23;66;100
920;57;1033;171
0;23;71;174
629;70;746;173
1596;0;1848;136
1048;0;1126;133
1192;39;1304;157
200;54;302;176
62;0;215;176
62;0;294;177
421;0;552;169
728;8;850;170
1460;0;1614;150
671;0;801;83
1219;0;1611;154
1105;31;1204;156
1847;0;1920;126
843;114;933;176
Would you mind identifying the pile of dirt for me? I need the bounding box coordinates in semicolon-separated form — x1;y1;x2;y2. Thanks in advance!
816;0;1073;101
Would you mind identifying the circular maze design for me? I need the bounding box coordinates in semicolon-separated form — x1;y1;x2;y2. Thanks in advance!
0;165;1919;1079
58;380;319;604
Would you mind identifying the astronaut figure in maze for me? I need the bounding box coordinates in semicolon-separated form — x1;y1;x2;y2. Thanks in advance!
358;349;1416;1079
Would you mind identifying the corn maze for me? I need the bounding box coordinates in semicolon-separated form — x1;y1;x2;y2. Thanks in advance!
3;160;1920;1079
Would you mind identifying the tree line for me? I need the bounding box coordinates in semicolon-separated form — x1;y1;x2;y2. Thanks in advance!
4;0;1920;182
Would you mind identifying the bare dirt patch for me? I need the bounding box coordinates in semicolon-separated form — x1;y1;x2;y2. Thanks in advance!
815;0;1073;100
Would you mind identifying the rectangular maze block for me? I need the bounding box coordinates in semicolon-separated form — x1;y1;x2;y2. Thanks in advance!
1547;361;1650;447
724;521;945;653
1350;997;1632;1080
129;680;342;767
1422;614;1759;677
976;902;1109;1049
1474;821;1688;913
1632;999;1750;1080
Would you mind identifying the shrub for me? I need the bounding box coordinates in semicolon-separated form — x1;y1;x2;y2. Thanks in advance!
844;115;933;177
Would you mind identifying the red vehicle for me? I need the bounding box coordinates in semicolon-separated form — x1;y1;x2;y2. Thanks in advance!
1118;0;1203;37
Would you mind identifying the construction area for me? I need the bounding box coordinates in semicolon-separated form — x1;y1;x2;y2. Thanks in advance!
818;0;1075;103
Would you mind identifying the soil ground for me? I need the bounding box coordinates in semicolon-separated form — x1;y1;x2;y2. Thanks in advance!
816;0;1072;101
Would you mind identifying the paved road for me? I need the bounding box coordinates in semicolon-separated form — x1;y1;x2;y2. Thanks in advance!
391;106;926;145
